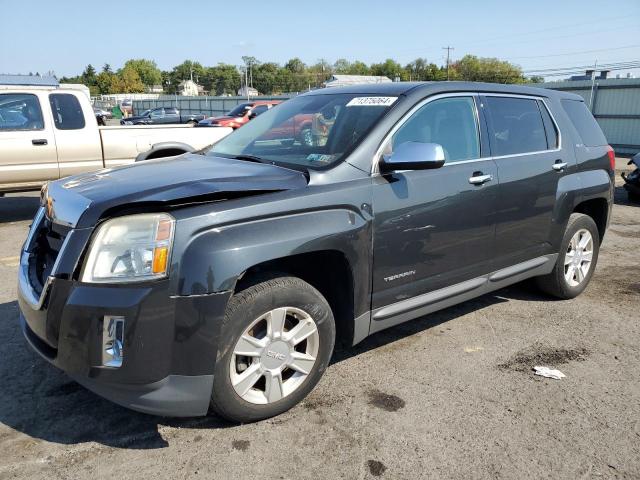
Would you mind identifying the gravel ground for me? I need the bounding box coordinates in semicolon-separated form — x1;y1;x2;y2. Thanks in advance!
0;159;638;480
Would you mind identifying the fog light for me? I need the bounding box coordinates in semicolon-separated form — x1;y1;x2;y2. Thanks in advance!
102;316;124;368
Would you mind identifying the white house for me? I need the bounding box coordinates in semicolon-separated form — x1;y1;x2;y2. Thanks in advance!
238;85;259;97
178;79;203;96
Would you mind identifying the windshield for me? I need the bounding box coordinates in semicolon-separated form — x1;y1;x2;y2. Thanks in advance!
208;94;397;170
227;103;252;117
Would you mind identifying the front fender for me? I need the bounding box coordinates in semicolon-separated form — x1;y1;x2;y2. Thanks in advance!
175;208;371;300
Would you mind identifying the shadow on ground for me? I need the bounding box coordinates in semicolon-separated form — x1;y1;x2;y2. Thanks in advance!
0;195;40;223
0;282;549;450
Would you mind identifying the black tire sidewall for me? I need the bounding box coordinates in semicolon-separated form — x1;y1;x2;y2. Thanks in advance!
211;276;335;422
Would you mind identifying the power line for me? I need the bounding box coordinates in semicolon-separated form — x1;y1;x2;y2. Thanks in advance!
505;44;640;61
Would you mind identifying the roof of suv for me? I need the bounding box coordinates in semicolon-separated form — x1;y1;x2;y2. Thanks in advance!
304;81;582;100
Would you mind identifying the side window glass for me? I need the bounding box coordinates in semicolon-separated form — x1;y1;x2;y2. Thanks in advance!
538;100;558;149
485;96;547;155
252;105;268;116
0;93;44;130
49;93;85;130
150;108;165;118
165;108;178;115
391;97;479;163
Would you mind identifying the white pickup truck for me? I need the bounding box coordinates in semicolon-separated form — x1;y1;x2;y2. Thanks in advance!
0;85;232;194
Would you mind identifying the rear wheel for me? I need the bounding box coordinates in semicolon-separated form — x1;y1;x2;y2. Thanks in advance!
535;213;600;299
210;275;335;423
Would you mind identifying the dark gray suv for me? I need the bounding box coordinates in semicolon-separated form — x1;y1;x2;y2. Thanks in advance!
18;82;614;422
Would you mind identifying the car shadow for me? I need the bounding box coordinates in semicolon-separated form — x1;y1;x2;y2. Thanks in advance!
0;194;40;223
0;300;232;451
0;282;549;450
332;281;550;364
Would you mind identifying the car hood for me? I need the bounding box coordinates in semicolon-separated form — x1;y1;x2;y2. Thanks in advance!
44;154;308;228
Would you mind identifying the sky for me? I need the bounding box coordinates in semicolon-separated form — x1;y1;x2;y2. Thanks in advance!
1;0;639;80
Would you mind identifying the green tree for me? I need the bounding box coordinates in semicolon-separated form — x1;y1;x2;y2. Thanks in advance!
96;71;116;94
112;66;145;93
404;58;440;81
253;62;280;95
82;64;97;86
370;59;404;80
452;55;524;84
122;59;162;87
102;63;112;74
206;64;241;95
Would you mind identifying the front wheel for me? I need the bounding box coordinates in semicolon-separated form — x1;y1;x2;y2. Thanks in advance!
210;275;335;423
535;213;600;299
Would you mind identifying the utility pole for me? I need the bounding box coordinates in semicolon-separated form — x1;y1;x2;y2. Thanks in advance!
442;46;454;81
589;59;598;111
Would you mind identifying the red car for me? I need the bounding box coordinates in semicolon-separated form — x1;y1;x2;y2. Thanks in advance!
198;100;281;129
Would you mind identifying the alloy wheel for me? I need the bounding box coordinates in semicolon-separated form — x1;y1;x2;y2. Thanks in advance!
230;307;320;405
564;228;594;287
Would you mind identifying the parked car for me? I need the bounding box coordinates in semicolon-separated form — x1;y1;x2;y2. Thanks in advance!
93;106;112;126
198;100;282;129
18;82;614;423
0;87;232;194
121;107;206;126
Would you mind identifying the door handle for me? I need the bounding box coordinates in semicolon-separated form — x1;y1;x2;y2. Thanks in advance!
469;173;493;185
552;161;568;171
32;139;48;146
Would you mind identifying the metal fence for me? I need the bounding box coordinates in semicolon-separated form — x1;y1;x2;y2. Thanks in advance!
538;78;640;156
131;95;294;118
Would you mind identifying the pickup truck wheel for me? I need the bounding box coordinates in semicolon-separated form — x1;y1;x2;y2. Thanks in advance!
188;120;198;126
535;213;600;299
210;275;335;423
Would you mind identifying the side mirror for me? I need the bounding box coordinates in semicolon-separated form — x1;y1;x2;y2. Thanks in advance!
248;111;257;120
380;141;445;172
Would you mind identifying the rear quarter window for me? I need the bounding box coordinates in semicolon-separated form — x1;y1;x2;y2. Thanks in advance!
561;99;607;147
49;93;85;130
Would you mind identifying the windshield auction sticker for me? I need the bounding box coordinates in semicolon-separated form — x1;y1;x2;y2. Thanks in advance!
346;96;398;107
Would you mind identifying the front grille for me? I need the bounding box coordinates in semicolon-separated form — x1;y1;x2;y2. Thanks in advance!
28;215;71;295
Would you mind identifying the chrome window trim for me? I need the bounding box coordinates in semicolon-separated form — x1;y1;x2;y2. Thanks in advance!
480;93;562;159
371;91;563;174
372;92;482;174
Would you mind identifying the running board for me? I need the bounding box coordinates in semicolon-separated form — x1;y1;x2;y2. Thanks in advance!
366;254;558;336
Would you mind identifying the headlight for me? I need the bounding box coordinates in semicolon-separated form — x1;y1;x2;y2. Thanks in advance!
81;213;175;283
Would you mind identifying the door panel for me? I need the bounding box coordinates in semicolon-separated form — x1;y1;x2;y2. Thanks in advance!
481;95;571;269
372;161;498;309
371;94;497;311
0;91;58;187
48;93;103;179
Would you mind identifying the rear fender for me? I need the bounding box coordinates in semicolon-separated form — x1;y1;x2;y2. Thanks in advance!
551;169;612;248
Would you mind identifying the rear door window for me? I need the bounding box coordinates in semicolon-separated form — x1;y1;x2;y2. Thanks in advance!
561;99;607;147
252;105;269;117
0;93;44;130
485;96;547;156
49;93;85;130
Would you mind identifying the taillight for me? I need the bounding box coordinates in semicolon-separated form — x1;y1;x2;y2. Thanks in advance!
607;145;615;171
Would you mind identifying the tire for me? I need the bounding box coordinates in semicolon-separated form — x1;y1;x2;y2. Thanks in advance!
535;213;600;299
300;127;313;147
188;120;198;126
210;275;335;423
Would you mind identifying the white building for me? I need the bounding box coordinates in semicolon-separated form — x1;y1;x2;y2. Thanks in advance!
178;79;204;96
238;85;259;97
324;75;392;88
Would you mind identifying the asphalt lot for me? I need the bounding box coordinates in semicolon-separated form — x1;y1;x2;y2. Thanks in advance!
0;159;638;479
